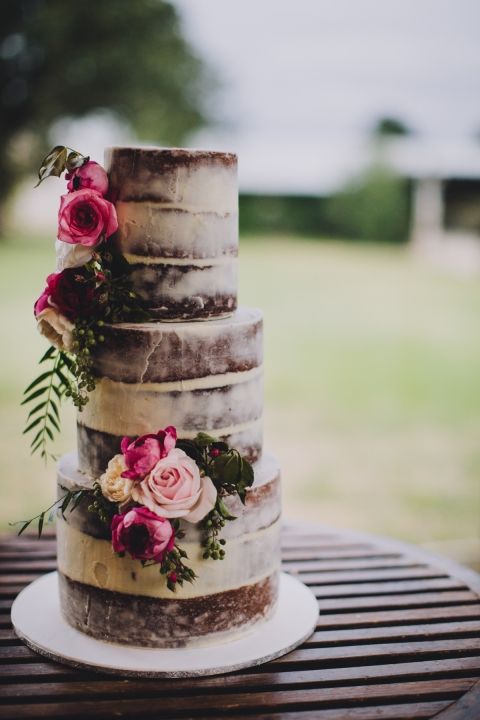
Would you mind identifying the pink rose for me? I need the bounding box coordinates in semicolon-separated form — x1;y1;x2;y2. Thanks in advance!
66;160;109;196
111;507;174;563
132;448;217;524
58;188;118;247
121;426;177;480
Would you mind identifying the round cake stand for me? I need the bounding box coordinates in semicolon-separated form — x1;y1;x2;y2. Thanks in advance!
11;571;318;678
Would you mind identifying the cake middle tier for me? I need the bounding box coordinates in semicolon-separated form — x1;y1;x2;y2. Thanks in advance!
78;307;263;478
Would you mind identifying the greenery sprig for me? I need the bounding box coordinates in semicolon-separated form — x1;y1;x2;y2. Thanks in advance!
158;520;196;591
35;145;87;187
22;345;70;461
177;432;255;561
9;487;90;538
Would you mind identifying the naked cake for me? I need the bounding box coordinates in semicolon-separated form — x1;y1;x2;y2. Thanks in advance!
49;147;282;648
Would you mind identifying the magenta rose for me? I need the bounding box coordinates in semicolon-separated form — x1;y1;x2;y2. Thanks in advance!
58;188;118;247
132;448;217;524
111;507;174;563
66;160;109;196
34;269;95;321
121;426;177;480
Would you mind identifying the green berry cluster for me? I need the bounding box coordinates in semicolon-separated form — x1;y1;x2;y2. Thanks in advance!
66;320;105;409
87;481;114;525
202;509;227;560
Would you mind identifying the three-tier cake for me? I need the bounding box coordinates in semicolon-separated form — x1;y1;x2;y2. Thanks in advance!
56;148;282;648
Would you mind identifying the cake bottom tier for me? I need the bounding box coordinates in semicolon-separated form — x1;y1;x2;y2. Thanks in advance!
56;451;281;648
58;571;279;648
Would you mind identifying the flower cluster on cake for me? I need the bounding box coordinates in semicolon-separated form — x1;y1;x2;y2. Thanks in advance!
16;146;281;648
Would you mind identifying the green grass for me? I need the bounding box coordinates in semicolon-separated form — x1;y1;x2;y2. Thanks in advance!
1;233;479;553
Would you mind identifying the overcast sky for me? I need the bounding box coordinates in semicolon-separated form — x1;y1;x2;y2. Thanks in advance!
171;0;480;192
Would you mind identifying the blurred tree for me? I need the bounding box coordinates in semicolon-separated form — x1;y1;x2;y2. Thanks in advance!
372;116;413;138
0;0;209;229
324;165;411;244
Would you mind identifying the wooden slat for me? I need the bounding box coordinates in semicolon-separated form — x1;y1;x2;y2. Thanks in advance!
0;560;57;572
295;567;447;584
3;657;480;688
284;558;431;572
312;578;465;597
282;548;403;561
0;680;473;718
3;638;479;667
318;591;478;612
316;605;480;629
306;621;480;646
266;639;480;668
203;705;452;720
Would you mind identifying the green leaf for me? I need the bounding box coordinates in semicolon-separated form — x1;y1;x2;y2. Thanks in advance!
30;428;44;446
40;346;56;363
49;400;60;420
27;402;47;420
23;371;55;396
214;452;241;486
194;432;217;448
217;498;237;521
66;151;87;171
52;384;63;400
17;520;32;536
35;146;68;187
60;492;72;516
22;416;43;435
240;458;255;488
47;412;61;432
55;367;71;386
176;439;205;467
37;514;44;538
21;386;48;405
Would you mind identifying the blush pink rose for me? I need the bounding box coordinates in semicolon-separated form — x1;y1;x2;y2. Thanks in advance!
66;160;109;196
111;507;174;563
132;448;217;524
58;188;118;247
121;426;177;480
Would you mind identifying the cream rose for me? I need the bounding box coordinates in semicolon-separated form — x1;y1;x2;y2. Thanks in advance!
132;448;217;523
36;308;74;351
55;239;93;271
100;454;135;504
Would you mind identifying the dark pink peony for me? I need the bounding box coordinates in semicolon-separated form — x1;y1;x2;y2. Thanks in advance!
58;188;117;247
66;160;109;196
121;426;177;480
111;507;174;563
33;269;95;321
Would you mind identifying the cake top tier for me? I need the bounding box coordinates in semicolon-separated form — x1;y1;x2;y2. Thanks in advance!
105;146;237;206
104;147;239;321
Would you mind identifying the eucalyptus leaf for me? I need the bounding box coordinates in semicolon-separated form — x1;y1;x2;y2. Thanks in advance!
66;151;87;171
35;146;68;187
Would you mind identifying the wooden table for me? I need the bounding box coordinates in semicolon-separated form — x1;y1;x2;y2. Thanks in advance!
1;524;479;719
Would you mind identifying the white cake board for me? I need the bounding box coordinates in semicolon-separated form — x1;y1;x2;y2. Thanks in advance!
11;571;318;677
